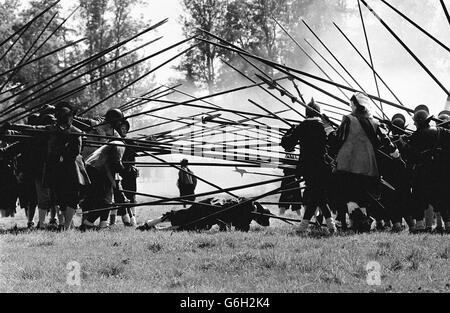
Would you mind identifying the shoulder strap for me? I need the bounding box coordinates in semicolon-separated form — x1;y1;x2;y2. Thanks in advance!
353;114;379;149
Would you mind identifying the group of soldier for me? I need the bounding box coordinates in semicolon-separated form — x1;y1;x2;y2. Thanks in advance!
280;92;450;234
0;102;139;231
1;91;450;235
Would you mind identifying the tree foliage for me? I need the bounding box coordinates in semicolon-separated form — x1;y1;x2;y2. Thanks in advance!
0;0;151;119
177;0;355;91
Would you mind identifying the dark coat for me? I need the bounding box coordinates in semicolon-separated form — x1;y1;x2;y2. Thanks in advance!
163;198;272;232
43;125;90;189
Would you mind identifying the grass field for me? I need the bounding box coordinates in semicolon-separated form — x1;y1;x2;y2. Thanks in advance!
1;197;449;293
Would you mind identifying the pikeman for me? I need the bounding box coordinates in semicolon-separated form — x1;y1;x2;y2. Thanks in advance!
278;149;302;216
327;93;399;233
80;137;126;230
110;119;138;227
0;131;20;219
5;102;90;230
379;113;413;232
399;105;450;234
432;110;450;233
33;113;59;229
76;108;124;158
15;114;39;228
281;99;336;234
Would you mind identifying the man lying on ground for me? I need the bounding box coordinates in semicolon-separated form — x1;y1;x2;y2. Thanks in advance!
136;197;272;232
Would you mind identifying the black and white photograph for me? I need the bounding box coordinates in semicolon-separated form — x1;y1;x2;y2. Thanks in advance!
0;0;449;299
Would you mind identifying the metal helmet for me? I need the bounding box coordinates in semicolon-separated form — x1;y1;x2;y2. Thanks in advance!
104;108;124;123
27;113;40;126
391;113;406;129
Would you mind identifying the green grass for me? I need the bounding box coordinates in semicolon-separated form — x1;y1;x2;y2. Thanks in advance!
1;200;449;293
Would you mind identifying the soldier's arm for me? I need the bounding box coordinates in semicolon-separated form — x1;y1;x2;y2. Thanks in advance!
111;144;126;174
327;116;350;156
377;125;397;155
280;125;299;152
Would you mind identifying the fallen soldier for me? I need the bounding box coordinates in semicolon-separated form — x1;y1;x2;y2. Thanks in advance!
136;197;272;232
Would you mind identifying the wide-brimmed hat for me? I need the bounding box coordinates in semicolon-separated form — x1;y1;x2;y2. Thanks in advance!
180;158;189;166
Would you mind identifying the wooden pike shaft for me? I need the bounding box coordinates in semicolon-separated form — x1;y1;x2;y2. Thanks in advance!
304;38;354;90
0;19;168;119
0;23;33;66
379;0;450;53
125;162;289;168
0;37;159;118
271;16;350;101
332;21;410;115
442;0;450;27
94;76;289;132
360;0;450;98
0;0;61;50
122;84;181;111
0;19;168;105
181;176;301;229
0;13;58;93
9;37;192;124
82;40;198;116
140;150;239;198
118;85;164;110
198;36;421;117
165;85;263;127
81;175;296;214
132;98;295;125
221;58;298;125
302;19;387;119
357;0;383;112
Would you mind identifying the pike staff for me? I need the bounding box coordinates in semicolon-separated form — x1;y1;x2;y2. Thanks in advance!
0;13;58;93
378;0;450;53
271;16;350;101
80;175;297;215
90;76;290;131
0;36;162;117
6;36;193;124
0;19;168;103
197;35;442;124
302;19;387;119
0;19;168;114
442;0;450;27
0;0;61;50
332;22;411;115
357;0;383;112
360;0;450;98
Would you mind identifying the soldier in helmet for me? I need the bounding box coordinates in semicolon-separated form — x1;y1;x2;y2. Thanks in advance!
281;99;336;234
110;119;139;227
15;114;39;228
399;105;450;233
4;102;90;230
75;108;124;158
378;113;413;232
327;93;399;233
432;110;450;233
